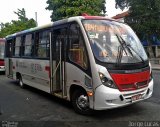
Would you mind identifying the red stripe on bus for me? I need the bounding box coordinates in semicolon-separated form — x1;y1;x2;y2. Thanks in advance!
45;66;50;78
110;70;150;91
83;16;108;20
83;16;113;21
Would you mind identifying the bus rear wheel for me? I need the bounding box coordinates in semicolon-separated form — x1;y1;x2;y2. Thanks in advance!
71;90;92;115
18;75;25;88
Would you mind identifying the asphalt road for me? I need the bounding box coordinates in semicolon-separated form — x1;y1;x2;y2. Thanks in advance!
0;71;160;127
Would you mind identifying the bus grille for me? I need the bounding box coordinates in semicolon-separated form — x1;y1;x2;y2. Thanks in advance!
122;89;146;103
120;80;148;91
110;70;150;92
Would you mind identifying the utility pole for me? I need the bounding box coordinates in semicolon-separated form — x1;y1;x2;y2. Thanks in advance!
65;0;66;17
35;12;38;27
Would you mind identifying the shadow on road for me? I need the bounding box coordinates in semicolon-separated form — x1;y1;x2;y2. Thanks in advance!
8;80;146;120
10;80;73;109
91;104;143;120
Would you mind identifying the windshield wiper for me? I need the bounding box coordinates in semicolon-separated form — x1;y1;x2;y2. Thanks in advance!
118;35;145;63
116;45;123;64
115;34;130;64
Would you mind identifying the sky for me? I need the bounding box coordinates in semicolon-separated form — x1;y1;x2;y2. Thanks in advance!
0;0;126;26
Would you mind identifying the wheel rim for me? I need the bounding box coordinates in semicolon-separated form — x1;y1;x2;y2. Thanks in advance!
76;95;89;109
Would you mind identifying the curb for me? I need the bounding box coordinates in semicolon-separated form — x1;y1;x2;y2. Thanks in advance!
151;63;160;70
152;67;160;70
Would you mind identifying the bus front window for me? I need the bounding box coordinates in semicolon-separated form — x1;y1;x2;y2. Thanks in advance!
82;20;148;64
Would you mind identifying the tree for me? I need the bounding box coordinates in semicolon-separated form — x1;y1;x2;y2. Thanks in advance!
0;8;36;38
115;0;160;34
115;0;160;58
14;8;28;22
115;0;129;10
46;0;106;21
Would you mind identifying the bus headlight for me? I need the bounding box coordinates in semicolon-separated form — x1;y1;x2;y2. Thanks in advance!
99;72;117;89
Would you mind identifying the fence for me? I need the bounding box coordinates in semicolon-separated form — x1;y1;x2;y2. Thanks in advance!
144;45;160;64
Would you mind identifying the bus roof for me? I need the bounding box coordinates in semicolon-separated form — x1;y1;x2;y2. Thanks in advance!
5;15;114;39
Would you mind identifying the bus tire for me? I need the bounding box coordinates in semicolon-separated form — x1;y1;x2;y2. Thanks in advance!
18;75;25;88
71;90;93;115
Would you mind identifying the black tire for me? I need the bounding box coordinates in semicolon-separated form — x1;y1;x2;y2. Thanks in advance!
71;90;93;115
18;75;25;88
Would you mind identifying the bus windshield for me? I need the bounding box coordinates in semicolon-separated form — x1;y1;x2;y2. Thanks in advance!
0;41;5;59
82;20;148;64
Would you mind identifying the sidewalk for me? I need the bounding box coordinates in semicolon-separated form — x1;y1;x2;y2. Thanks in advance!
149;58;160;70
151;63;160;70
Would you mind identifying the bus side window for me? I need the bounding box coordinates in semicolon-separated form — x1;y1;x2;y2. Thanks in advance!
53;28;67;60
13;37;21;57
23;34;34;57
69;23;88;69
35;30;50;58
6;39;14;57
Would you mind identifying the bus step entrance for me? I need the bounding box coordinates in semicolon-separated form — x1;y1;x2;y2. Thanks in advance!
52;90;67;99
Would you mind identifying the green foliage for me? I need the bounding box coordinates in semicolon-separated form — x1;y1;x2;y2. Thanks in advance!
115;0;160;37
115;0;160;57
0;8;36;38
46;0;106;21
125;0;160;33
115;0;129;10
14;8;28;22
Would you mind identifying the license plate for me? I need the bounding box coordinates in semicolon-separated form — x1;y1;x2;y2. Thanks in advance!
131;94;142;102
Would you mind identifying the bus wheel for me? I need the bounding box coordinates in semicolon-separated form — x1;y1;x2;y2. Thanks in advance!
18;75;25;88
72;90;92;115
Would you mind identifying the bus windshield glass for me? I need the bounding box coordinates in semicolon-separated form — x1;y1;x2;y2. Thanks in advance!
82;20;148;64
0;41;5;59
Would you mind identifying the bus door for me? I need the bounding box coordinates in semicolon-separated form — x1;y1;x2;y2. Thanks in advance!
50;28;67;98
5;39;13;77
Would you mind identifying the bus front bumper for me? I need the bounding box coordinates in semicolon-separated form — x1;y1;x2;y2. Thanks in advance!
93;79;153;110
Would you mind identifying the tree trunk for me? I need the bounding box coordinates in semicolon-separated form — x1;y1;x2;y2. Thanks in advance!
146;33;154;58
147;46;154;58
